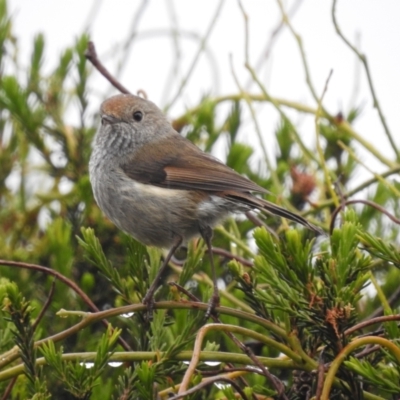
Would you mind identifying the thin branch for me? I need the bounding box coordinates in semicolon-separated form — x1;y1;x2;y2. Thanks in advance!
0;351;294;383
161;0;183;104
345;314;400;336
338;140;400;199
167;285;258;400
114;0;150;80
345;166;400;198
85;41;132;95
315;349;327;400
276;0;319;104
170;375;250;400
177;323;298;397
365;285;400;320
321;336;400;399
229;56;282;196
309;166;400;214
354;344;380;359
0;259;131;351
329;199;400;234
168;282;201;302
244;0;304;90
331;0;399;160
212;247;253;268
0;376;17;400
165;0;225;111
31;278;56;332
315;69;339;214
172;92;396;168
82;0;104;32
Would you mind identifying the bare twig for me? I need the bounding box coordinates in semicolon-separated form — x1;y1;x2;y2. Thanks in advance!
83;0;104;32
114;0;150;80
354;344;380;359
338;140;400;198
165;0;225;111
229;55;282;196
32;278;56;332
168;282;201;302
315;69;338;213
345;314;400;336
177;324;292;398
212;247;253;268
244;0;304;90
329;199;400;234
170;375;249;400
167;283;258;400
332;0;399;160
245;211;279;239
276;0;320;104
0;376;17;400
0;259;131;351
161;0;183;104
85;41;132;95
315;350;326;400
365;285;400;320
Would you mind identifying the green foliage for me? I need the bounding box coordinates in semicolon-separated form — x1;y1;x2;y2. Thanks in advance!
40;325;120;399
345;357;400;395
0;1;400;399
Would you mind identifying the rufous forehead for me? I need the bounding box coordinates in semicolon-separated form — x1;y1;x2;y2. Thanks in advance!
101;94;137;117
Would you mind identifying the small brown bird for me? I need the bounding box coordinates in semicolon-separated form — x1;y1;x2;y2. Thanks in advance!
89;94;321;317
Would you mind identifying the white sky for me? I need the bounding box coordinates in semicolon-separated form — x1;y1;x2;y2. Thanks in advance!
8;0;400;182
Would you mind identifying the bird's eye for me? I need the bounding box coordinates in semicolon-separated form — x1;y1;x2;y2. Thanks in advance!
133;111;143;122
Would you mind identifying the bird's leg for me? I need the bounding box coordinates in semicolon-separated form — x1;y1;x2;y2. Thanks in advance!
142;235;182;320
199;225;220;319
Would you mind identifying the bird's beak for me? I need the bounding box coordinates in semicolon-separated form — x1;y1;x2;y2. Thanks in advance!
101;114;119;125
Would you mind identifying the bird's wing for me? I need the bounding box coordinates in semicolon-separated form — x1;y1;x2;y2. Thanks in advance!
121;134;268;193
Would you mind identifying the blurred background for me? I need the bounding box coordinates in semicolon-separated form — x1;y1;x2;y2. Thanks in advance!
9;0;400;173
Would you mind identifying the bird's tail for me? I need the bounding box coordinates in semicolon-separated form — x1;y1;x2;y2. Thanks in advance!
224;191;323;234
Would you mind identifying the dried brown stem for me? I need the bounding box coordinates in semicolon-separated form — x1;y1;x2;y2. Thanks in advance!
212;247;253;268
345;314;400;336
1;376;17;400
85;41;132;95
330;199;400;234
168;282;201;302
31;278;56;332
315;350;327;400
245;211;279;239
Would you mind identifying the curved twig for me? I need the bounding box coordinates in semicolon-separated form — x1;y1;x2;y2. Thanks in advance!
212;247;253;267
166;283;258;400
330;199;400;234
321;336;400;399
85;41;132;95
178;323;299;396
345;314;400;336
169;374;249;400
0;259;131;351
